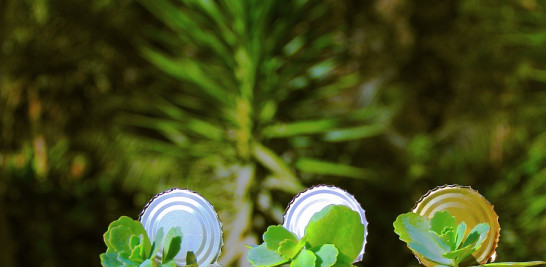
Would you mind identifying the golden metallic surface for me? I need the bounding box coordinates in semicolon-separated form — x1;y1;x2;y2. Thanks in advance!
412;185;500;266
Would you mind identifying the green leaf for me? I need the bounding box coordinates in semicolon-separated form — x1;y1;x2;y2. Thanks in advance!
474;262;546;266
294;158;374;180
322;124;384;142
440;227;456;250
430;210;457;236
289;248;316;267
140;46;232;106
262;119;340;138
130;234;152;263
100;252;135;267
407;241;453;266
186;251;198;267
305;205;364;264
465;223;490;249
308;58;336;79
455;222;467;249
149;227;164;259
251;142;304;194
314;244;339;267
247;243;288;267
278;237;306;259
160;261;177;267
263;225;298;252
393;212;430;243
162;227;183;263
442;242;478;262
129;235;141;251
129;240;146;262
393;212;452;265
138;259;154;267
104;216;149;255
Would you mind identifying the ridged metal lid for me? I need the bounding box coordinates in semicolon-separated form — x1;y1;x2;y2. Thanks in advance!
139;188;223;266
412;185;500;266
282;185;368;262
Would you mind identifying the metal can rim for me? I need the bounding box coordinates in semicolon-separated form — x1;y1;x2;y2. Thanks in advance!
282;184;368;262
139;187;224;266
412;184;500;266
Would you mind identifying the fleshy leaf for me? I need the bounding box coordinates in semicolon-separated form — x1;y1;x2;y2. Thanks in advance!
394;211;546;267
305;205;364;264
466;223;490;249
129;241;146;262
394;212;452;265
408;241;453;265
393;212;430;243
160;261;177;267
129;234;151;263
430;211;457;236
455;222;467;249
149;227;165;259
129;235;141;251
314;244;338;267
105;216;149;254
278;237;306;259
450;228;484;265
263;225;299;251
186;251;198;267
290;248;316;267
163;227;182;264
108;226;133;257
441;227;456;250
100;251;134;266
139;259;154;267
248;243;288;266
442;242;478;264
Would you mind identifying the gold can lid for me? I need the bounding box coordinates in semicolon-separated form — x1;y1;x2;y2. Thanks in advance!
412;185;500;266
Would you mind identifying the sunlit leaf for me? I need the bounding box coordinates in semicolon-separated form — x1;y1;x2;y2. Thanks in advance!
263;225;298;252
314;244;339;267
305;205;364;264
455;222;467;249
162;227;183;263
186;251;198;267
393;212;452;265
278;237;306;260
247;243;288;267
289;248;316;267
430;211;457;236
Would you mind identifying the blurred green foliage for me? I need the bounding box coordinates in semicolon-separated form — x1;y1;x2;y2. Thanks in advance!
0;0;545;266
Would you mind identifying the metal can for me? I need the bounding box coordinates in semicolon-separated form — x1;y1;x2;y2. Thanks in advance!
139;188;223;266
282;185;368;262
413;184;500;266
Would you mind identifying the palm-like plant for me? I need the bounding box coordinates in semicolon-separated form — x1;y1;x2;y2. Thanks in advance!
127;0;389;264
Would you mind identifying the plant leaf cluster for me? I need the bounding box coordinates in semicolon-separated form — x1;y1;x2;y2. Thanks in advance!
247;205;364;267
100;216;195;267
394;211;545;267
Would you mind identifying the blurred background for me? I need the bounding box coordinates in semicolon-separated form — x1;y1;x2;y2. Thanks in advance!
1;0;545;266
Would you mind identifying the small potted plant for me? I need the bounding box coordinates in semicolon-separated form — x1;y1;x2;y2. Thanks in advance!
393;185;545;267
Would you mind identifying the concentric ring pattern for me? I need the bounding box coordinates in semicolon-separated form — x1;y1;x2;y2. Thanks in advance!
412;185;500;266
139;188;222;266
282;185;368;262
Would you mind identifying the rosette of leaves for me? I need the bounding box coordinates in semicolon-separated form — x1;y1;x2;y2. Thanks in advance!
247;205;365;267
100;216;198;267
394;211;545;267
